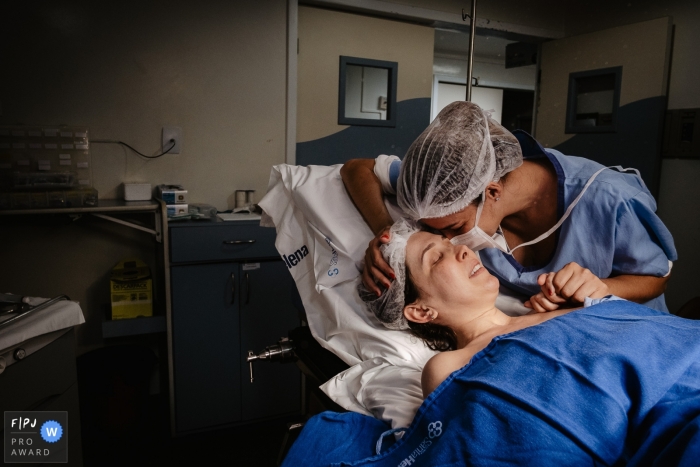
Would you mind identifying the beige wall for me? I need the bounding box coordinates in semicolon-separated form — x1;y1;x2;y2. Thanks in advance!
1;0;287;209
562;0;700;111
297;6;434;143
537;17;671;148
0;0;288;353
559;1;700;314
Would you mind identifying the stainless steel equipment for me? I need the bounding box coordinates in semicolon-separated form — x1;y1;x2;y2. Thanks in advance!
246;337;296;383
0;293;70;330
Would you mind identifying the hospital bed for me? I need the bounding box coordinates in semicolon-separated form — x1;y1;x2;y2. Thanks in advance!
253;164;700;467
252;164;531;436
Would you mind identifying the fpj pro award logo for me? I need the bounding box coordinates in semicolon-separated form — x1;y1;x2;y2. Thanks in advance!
4;411;68;463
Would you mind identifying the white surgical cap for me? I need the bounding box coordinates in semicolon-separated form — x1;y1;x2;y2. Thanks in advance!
397;101;523;220
358;218;420;330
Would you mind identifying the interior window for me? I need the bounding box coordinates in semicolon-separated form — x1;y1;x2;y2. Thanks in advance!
338;56;397;127
566;67;622;133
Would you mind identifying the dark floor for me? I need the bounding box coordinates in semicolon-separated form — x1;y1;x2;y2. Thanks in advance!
81;393;300;467
76;343;305;466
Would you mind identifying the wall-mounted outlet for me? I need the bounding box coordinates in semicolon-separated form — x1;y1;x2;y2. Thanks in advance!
162;126;182;154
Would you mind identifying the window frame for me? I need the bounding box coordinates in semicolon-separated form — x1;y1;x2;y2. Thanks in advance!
338;56;398;128
565;66;623;134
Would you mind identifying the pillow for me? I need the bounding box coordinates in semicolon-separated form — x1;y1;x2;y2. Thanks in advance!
259;163;530;428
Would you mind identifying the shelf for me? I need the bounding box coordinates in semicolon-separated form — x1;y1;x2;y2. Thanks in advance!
0;199;159;216
102;315;166;338
1;199;165;242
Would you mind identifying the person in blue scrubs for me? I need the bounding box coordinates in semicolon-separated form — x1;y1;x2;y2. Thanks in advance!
341;101;677;312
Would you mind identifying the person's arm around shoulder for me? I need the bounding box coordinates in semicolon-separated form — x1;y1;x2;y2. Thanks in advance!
340;158;395;235
340;157;398;295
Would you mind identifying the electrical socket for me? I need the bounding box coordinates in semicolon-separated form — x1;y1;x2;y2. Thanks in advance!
162;126;182;154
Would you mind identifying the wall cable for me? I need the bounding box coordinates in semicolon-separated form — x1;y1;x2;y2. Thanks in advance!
91;139;176;159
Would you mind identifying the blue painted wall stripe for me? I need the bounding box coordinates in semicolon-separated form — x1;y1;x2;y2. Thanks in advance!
296;98;431;166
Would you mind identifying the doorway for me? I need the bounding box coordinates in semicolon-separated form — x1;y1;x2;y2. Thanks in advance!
432;31;536;132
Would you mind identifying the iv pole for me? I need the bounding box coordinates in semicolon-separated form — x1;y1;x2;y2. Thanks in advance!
465;0;477;101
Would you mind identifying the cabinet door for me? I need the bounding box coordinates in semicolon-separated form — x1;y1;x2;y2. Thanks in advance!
172;263;241;432
239;260;301;420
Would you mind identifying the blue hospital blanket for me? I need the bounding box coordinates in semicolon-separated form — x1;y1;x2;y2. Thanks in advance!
283;301;700;466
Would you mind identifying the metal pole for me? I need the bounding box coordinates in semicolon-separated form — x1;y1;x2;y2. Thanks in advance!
465;0;477;101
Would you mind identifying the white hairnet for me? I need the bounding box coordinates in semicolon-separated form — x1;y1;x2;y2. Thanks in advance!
358;218;420;330
397;101;523;220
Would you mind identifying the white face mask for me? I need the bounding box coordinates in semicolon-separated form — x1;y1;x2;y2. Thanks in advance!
448;108;507;253
450;195;510;253
451;165;637;255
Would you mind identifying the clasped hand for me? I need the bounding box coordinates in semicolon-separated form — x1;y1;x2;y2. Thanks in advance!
524;262;610;312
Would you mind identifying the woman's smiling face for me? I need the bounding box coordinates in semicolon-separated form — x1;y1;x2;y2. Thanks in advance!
404;231;500;314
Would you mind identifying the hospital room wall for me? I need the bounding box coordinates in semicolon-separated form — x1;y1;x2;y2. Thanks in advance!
1;0;287;207
0;0;288;353
295;7;434;165
562;0;700;313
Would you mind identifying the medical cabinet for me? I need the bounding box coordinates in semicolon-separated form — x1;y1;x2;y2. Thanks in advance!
168;219;301;434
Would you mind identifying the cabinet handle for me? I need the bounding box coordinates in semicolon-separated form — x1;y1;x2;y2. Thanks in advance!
245;273;250;304
230;272;235;304
222;240;256;244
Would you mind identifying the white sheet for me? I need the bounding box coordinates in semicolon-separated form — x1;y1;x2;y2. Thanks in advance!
0;296;85;351
259;163;530;428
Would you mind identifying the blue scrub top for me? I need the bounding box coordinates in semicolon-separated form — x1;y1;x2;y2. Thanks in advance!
388;131;677;312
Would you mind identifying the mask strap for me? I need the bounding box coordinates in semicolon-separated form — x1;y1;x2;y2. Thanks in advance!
509;165;632;254
609;165;647;190
473;190;486;227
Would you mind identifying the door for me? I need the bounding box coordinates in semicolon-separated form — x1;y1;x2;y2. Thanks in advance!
239;260;301;421
435;83;505;123
536;17;672;196
172;263;241;432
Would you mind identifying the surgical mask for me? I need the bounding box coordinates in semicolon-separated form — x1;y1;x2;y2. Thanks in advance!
450;195;510;252
451;165;640;255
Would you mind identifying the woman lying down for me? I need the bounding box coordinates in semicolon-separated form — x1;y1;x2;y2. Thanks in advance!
282;219;700;467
